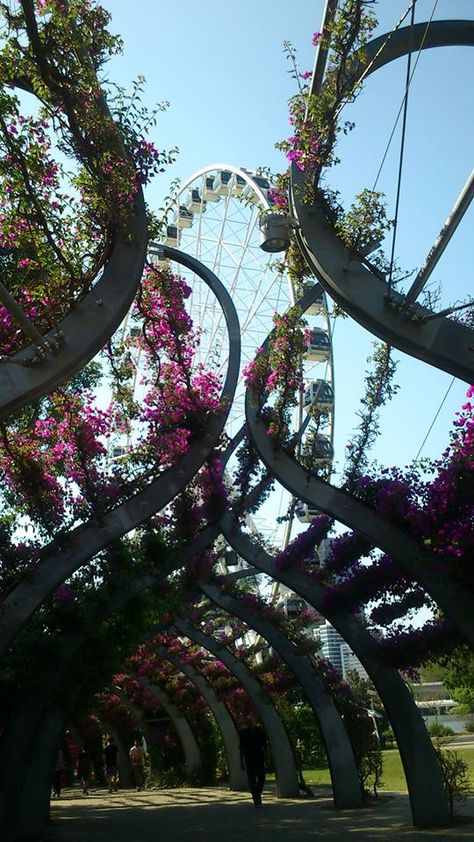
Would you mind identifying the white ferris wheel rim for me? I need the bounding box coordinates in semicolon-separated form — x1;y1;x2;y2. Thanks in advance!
175;163;272;211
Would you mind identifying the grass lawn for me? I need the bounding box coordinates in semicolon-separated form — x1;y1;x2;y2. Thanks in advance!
298;745;474;793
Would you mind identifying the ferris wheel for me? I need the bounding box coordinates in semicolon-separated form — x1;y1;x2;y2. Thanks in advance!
153;164;290;439
149;164;336;546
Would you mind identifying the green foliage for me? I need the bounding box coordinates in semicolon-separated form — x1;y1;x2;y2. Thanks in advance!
335;189;391;255
441;646;474;690
148;764;186;790
359;744;384;798
428;722;454;739
451;686;474;713
344;669;372;707
276;700;327;768
277;1;377;192
344;341;399;489
0;0;177;361
431;647;474;726
419;662;448;683
381;728;395;749
434;746;471;819
0;530;178;726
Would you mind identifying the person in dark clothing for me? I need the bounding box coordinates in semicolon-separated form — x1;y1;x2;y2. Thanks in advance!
104;736;119;792
52;748;66;798
239;723;268;807
77;749;91;795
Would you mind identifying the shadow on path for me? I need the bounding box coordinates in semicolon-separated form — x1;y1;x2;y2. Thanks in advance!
46;786;474;842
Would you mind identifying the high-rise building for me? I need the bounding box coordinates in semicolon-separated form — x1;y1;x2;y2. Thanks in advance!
316;622;368;679
316;622;345;673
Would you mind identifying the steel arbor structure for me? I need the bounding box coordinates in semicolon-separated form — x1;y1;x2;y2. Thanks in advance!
290;20;474;383
1;16;474;841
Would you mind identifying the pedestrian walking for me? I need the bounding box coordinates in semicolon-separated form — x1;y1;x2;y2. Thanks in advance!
129;738;145;791
52;748;66;798
77;749;91;795
239;722;268;807
104;735;119;792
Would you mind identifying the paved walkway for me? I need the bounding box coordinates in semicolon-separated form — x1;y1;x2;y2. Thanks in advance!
46;786;474;842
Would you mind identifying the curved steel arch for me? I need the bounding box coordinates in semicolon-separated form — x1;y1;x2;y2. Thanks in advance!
150;647;247;792
356;19;474;76
245;387;474;649
15;705;65;841
219;512;449;828
111;683;203;781
290;20;474;382
0;189;147;418
0;695;55;840
0;54;150;418
0;246;241;655
0;525;226;839
173;618;300;798
132;676;202;778
199;579;362;808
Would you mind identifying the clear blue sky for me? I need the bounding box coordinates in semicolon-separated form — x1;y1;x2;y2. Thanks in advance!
103;0;473;485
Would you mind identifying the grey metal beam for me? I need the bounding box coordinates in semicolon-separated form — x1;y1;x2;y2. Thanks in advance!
405;168;474;304
0;695;63;840
15;707;65;842
290;20;474;382
358;20;474;76
199;579;362;807
219;512;449;828
308;0;339;100
0;247;240;654
0;187;147;418
245;388;474;650
152;647;247;792
174;618;300;798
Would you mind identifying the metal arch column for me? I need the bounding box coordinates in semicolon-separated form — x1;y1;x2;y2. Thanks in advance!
0;66;149;418
0;529;224;840
245;389;474;649
151;647;248;792
0;246;241;655
0;696;64;842
199;579;362;808
133;676;202;778
290;20;474;383
112;680;202;779
0;188;147;417
14;706;65;842
352;20;474;78
0;419;222;654
173;619;300;798
219;513;449;828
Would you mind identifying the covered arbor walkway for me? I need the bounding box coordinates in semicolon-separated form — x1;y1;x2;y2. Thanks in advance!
46;786;474;842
